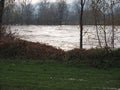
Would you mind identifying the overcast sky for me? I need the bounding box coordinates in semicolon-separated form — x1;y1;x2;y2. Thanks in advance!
16;0;75;4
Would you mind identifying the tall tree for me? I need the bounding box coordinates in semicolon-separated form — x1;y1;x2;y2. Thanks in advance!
19;0;34;25
79;0;86;49
97;0;108;48
0;0;5;25
37;0;50;25
109;0;120;48
74;0;86;49
3;3;16;24
0;0;15;25
58;0;67;25
91;0;102;48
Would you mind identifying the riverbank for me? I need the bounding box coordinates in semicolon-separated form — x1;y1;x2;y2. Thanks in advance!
0;39;120;68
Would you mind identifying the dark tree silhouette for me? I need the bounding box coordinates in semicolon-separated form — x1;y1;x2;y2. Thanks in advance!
80;0;86;49
0;0;5;25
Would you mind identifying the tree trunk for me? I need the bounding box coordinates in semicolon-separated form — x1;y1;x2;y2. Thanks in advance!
103;14;108;47
0;0;5;25
95;19;102;48
111;5;115;48
91;0;102;48
80;0;84;49
94;10;102;48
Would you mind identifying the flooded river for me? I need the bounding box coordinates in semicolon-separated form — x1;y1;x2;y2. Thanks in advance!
11;25;120;51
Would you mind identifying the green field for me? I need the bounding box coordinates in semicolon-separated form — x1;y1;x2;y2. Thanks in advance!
0;60;120;90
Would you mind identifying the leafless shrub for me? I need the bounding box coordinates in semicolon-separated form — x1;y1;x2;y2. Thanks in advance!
0;25;17;41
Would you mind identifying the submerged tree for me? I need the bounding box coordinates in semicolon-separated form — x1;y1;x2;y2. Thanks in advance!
74;0;86;49
79;0;86;49
91;0;102;48
109;0;120;48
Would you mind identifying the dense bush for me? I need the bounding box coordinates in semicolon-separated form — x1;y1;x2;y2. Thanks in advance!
66;48;120;68
0;38;120;68
88;48;120;68
0;40;65;60
65;49;86;60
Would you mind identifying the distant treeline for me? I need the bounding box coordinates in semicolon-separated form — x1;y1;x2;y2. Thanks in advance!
2;0;120;25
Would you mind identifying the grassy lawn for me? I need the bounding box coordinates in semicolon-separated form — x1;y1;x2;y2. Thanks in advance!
0;60;120;90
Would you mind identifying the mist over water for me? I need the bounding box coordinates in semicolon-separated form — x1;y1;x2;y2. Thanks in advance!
11;25;120;51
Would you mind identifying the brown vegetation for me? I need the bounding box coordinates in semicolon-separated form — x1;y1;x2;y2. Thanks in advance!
0;39;65;60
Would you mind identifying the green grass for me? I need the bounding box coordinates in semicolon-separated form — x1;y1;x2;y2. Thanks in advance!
0;60;120;90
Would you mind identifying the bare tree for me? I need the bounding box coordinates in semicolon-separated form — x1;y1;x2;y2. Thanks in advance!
74;0;86;49
37;0;50;24
80;0;86;49
0;0;15;40
114;6;120;25
0;0;15;25
2;3;16;24
57;0;67;25
109;0;120;48
19;0;34;25
91;0;102;48
0;0;5;25
97;0;109;48
110;0;115;48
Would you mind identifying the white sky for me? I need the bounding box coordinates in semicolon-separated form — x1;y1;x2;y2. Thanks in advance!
32;0;56;3
16;0;75;4
15;0;75;4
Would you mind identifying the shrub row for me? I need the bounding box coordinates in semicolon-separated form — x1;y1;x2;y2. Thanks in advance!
66;48;120;68
0;40;65;61
0;39;120;68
